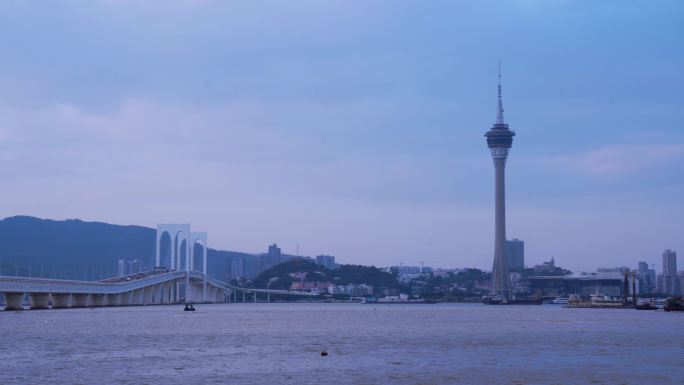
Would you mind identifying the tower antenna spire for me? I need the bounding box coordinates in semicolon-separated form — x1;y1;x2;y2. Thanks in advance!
496;61;505;125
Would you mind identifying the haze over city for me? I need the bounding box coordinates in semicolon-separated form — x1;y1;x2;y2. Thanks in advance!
0;0;682;271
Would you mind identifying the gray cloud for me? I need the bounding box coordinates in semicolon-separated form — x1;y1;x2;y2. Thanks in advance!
0;0;682;269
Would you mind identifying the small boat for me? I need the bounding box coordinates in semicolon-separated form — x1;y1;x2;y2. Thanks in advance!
184;304;196;312
635;302;658;311
482;295;504;305
552;296;569;305
664;296;684;312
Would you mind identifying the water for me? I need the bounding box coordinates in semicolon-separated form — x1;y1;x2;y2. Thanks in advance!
0;303;682;385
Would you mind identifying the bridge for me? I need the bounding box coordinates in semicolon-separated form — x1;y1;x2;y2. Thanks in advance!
0;223;317;310
0;269;316;310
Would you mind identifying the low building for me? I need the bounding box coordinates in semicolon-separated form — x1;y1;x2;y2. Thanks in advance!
289;272;308;281
532;258;557;273
327;284;373;296
528;274;625;298
432;268;461;277
290;281;332;294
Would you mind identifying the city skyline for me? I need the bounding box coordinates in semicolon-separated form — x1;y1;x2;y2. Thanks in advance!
0;1;682;271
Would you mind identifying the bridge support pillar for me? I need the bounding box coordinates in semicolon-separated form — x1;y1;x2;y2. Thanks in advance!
159;284;167;304
3;292;24;311
254;292;257;303
131;289;143;305
157;284;165;304
72;294;90;308
29;293;50;310
187;283;203;303
169;283;176;303
268;292;271;303
143;286;154;305
205;286;215;303
107;294;121;306
51;293;71;309
120;291;132;306
162;283;173;304
91;294;107;307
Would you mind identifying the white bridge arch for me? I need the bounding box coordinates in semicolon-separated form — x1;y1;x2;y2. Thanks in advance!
155;224;209;302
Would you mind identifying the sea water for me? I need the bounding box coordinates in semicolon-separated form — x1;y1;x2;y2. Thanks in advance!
0;303;681;385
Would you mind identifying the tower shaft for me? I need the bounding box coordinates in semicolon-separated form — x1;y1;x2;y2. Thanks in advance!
492;158;511;298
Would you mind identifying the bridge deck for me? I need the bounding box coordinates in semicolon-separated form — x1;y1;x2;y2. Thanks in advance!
0;271;316;297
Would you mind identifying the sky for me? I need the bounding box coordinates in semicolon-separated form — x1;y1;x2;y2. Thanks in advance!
0;0;682;271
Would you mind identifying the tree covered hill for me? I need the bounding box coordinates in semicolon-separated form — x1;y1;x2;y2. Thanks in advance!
250;259;399;290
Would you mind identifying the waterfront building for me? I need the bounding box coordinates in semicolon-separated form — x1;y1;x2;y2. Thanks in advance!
528;275;624;298
326;284;373;297
315;255;335;269
485;65;515;300
506;239;525;270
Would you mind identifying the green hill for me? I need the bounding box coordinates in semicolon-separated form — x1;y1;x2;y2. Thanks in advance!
250;259;399;290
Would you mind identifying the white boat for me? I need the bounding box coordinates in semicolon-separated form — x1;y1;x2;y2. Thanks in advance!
552;296;569;305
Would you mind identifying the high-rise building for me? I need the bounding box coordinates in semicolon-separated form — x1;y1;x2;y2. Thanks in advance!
268;243;282;262
315;255;336;269
117;259;125;277
259;243;283;272
229;257;245;281
663;249;677;275
485;65;515;300
506;239;524;270
637;261;657;294
127;259;141;275
660;249;678;294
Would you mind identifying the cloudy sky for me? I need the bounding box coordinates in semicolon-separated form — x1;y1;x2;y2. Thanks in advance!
0;0;682;271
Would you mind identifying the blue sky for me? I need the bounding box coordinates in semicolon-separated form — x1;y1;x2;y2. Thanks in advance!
0;0;682;271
